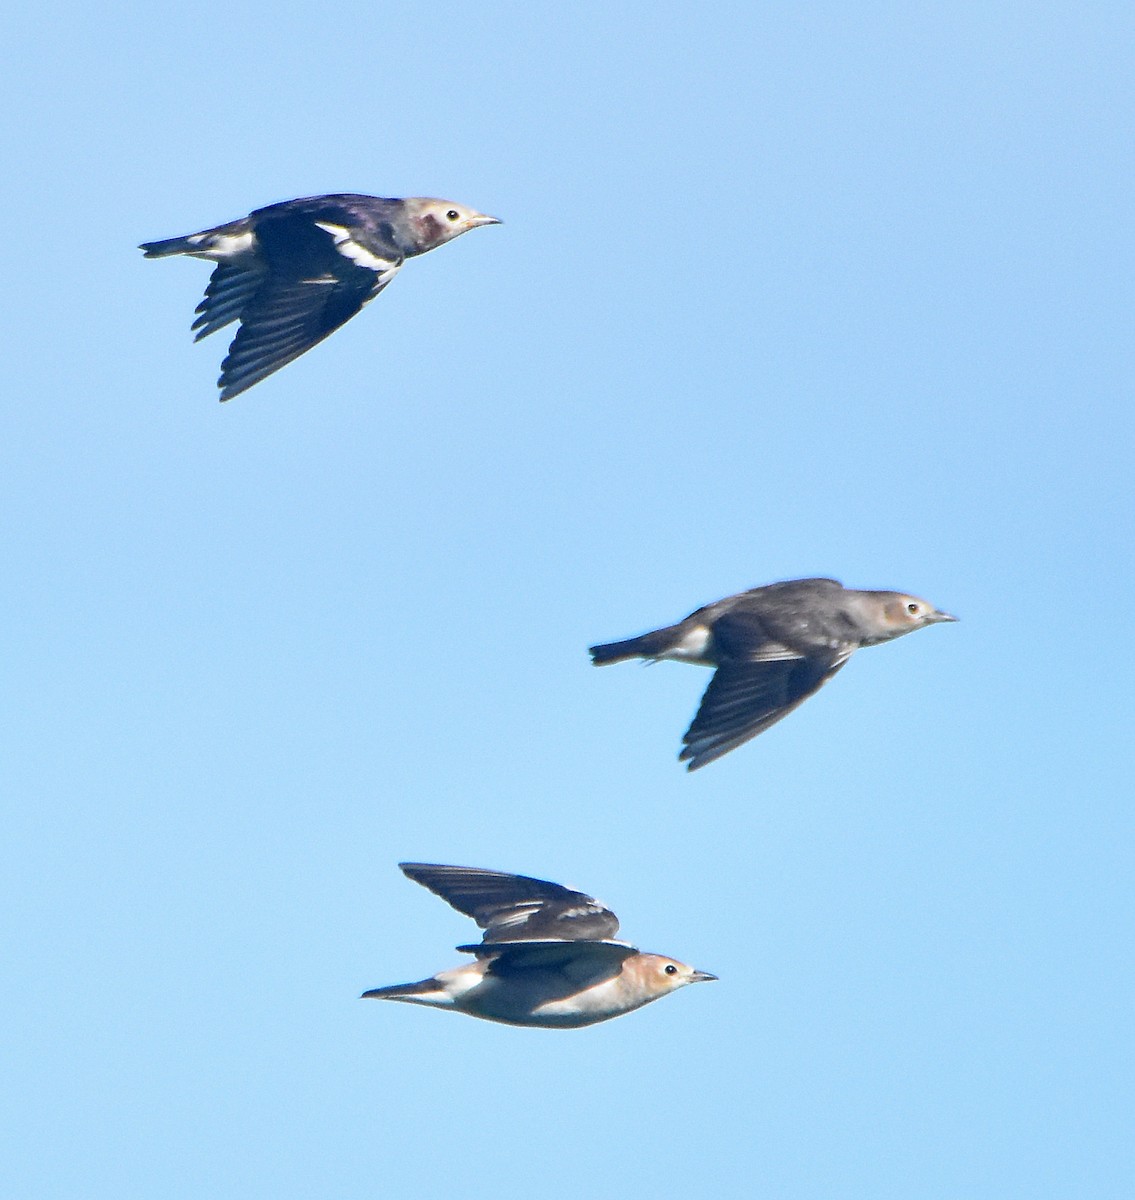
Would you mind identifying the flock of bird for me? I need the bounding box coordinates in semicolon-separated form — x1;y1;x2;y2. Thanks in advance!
143;193;957;1027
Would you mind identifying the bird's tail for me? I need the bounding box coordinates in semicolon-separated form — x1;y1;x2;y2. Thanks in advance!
360;978;446;1003
589;627;678;665
139;234;199;258
139;219;252;260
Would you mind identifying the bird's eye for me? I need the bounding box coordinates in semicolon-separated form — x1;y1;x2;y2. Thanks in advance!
446;209;460;221
906;602;920;615
664;963;678;976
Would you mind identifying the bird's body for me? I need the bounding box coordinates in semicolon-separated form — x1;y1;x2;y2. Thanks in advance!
590;577;956;770
362;863;716;1028
141;193;499;400
364;946;686;1029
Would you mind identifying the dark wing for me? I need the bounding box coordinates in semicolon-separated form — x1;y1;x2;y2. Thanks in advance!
728;578;866;654
250;193;399;226
679;611;852;770
399;863;620;943
709;578;843;621
192;263;267;341
217;212;401;400
745;577;843;595
473;940;637;987
216;271;386;399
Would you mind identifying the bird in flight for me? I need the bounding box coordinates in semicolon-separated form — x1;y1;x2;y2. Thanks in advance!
590;577;956;770
362;863;717;1028
141;193;500;400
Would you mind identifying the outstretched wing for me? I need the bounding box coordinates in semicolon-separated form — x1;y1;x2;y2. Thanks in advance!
192;263;267;341
679;610;852;770
399;863;621;943
216;212;402;400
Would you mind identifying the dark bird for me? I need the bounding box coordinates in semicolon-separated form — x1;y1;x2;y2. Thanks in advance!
361;863;716;1028
141;193;500;400
590;577;956;770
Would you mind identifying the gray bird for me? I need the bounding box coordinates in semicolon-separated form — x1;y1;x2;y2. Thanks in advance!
589;577;956;770
361;863;717;1028
140;193;500;400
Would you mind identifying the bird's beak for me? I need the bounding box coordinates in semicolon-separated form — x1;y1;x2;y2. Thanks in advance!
691;970;718;983
468;213;502;228
931;610;958;623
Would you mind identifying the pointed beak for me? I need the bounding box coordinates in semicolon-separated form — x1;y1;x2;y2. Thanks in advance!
931;610;959;623
691;970;718;983
468;213;502;228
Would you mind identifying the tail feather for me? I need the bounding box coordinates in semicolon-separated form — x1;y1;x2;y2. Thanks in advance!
360;977;443;1002
140;219;253;260
589;627;677;665
140;235;197;258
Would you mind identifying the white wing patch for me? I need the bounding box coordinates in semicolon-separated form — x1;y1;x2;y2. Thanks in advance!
750;642;807;662
315;221;401;274
493;903;544;929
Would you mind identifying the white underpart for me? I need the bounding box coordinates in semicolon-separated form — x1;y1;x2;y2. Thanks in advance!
185;231;255;260
315;222;400;275
663;625;713;662
392;989;457;1009
436;965;489;1001
531;977;635;1021
390;964;484;1009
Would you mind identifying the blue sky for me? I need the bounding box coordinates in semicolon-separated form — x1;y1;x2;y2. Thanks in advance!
2;3;1132;1197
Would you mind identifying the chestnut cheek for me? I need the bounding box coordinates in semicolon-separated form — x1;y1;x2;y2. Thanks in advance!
417;213;443;247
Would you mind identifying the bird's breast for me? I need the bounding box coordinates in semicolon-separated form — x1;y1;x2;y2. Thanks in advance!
458;969;632;1028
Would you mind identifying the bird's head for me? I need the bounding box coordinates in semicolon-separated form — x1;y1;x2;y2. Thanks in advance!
879;594;958;637
406;198;501;253
635;954;719;997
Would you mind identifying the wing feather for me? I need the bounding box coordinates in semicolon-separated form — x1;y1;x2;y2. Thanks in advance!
680;653;849;770
216;271;388;400
192;263;266;340
400;863;621;943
